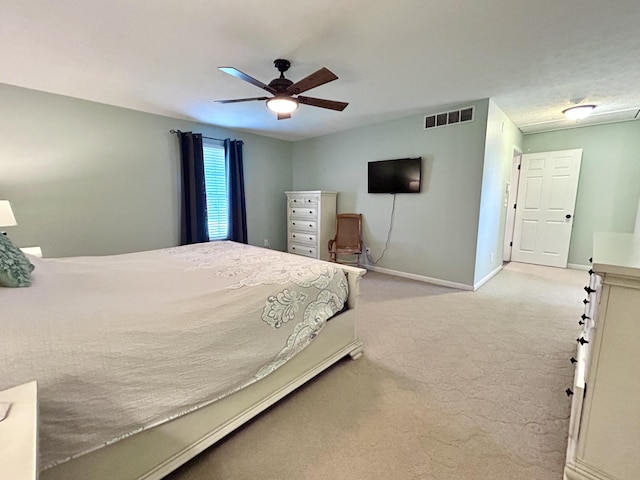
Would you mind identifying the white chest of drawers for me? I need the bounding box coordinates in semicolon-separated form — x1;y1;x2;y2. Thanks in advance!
286;191;337;261
564;232;640;480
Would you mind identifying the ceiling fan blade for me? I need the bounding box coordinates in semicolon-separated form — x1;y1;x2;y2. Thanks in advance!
277;112;292;120
215;97;269;104
297;96;348;111
218;67;276;94
287;67;338;95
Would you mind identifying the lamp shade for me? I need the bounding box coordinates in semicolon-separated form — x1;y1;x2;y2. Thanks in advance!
0;200;17;227
266;97;299;114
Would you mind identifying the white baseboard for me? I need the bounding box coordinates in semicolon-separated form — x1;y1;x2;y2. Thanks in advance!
363;265;473;291
473;264;503;291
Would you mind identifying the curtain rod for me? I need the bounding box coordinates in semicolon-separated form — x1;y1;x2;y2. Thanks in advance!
169;129;225;142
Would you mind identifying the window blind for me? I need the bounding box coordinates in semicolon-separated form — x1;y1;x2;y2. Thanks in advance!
202;141;228;240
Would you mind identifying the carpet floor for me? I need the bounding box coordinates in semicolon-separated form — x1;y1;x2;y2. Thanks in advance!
165;262;585;480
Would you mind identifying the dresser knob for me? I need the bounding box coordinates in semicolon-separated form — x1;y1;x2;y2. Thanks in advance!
583;298;590;305
579;320;585;326
588;269;594;275
566;388;574;396
584;286;596;294
589;257;593;263
570;357;577;364
581;314;590;321
577;337;589;345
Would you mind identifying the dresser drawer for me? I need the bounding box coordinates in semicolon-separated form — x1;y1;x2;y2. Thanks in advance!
289;196;318;207
290;206;318;218
289;243;317;258
290;232;317;244
290;219;317;233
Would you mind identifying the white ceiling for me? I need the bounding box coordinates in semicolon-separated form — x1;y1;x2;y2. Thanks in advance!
2;0;640;142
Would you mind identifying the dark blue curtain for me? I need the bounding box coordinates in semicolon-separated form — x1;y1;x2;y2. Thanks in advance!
225;139;248;244
178;132;209;245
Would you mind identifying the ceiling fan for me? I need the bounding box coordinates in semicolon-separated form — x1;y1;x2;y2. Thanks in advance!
216;59;348;120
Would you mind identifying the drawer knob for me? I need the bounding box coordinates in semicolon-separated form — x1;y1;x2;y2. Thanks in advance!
309;210;313;214
577;337;589;345
583;298;590;305
309;224;313;227
570;357;577;364
588;268;594;275
578;320;585;326
566;388;574;397
581;313;590;321
584;286;596;294
589;257;593;263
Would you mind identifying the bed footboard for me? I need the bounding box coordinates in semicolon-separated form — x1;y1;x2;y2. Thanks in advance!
41;264;366;480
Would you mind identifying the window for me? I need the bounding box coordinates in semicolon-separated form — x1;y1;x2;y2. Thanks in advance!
202;140;228;240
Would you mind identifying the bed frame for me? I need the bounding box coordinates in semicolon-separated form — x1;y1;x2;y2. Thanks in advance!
41;264;365;480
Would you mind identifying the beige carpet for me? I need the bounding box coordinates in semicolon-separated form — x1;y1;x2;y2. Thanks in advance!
165;262;585;480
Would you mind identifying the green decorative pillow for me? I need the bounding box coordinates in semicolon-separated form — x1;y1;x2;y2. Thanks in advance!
0;233;35;287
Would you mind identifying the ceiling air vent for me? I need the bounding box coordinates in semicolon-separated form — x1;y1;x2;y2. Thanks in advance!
424;106;475;130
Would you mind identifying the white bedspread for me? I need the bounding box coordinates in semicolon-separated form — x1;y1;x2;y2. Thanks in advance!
0;241;348;469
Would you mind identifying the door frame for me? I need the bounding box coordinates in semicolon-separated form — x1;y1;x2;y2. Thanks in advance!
503;146;522;262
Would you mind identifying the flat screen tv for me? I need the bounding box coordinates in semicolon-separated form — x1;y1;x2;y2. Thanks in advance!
368;157;422;194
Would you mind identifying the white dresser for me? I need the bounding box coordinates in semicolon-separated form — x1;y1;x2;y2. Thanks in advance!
565;232;640;480
285;191;337;261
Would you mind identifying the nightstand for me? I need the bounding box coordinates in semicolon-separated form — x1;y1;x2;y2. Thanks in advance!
0;381;38;480
20;247;42;258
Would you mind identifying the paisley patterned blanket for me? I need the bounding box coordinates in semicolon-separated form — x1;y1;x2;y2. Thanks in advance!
0;241;348;469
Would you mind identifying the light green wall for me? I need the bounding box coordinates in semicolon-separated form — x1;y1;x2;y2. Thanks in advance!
523;121;640;266
292;99;490;287
474;100;523;285
0;83;292;257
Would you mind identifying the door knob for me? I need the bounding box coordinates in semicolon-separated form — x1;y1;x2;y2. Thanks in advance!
566;214;572;219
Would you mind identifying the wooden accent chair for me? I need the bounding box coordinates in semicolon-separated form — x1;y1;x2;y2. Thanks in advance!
328;213;363;267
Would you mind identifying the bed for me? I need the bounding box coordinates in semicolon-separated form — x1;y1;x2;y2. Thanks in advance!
0;241;365;479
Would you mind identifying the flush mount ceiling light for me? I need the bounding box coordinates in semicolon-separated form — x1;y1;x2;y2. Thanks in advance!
563;104;596;120
266;96;299;114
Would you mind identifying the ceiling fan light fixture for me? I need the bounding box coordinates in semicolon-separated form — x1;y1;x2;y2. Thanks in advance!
266;96;298;114
563;104;596;120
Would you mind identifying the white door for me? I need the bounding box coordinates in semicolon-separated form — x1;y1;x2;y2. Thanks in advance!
511;149;582;268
